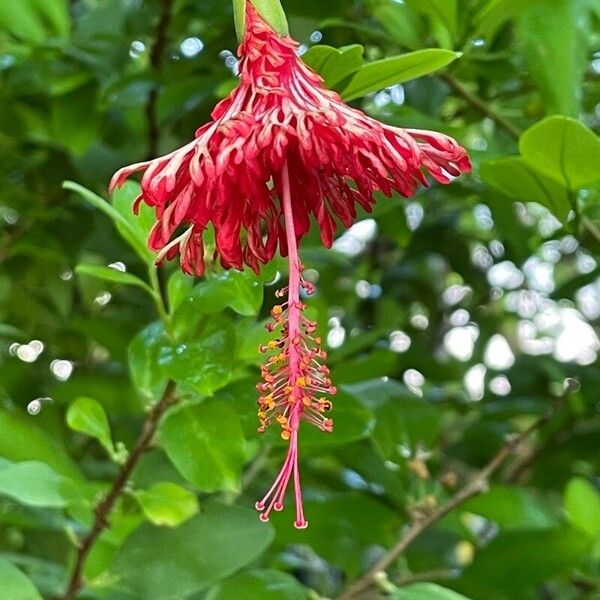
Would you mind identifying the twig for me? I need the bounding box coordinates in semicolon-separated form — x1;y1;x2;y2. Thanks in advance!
440;72;523;142
60;380;178;600
338;404;558;600
145;0;175;159
396;569;457;587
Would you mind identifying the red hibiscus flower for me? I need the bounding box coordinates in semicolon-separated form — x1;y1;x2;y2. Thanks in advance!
111;0;471;528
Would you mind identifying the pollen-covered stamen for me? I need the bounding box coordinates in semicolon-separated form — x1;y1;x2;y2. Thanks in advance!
256;162;335;528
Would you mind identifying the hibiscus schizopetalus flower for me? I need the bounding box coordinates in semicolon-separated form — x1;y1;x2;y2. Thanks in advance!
110;0;471;528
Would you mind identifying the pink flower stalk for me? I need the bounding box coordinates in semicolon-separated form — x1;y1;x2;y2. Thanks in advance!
110;0;471;528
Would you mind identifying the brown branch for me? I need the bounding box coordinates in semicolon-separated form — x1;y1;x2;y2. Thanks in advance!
440;72;523;142
145;0;175;159
337;404;559;600
60;380;178;600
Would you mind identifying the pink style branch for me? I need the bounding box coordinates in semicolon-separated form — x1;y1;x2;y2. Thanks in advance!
110;0;471;527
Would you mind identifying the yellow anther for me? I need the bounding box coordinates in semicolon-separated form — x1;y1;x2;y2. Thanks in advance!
302;395;312;407
272;305;283;315
297;377;307;387
281;430;291;440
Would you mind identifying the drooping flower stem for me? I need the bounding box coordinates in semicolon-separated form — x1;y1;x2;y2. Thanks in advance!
280;161;306;528
255;162;336;528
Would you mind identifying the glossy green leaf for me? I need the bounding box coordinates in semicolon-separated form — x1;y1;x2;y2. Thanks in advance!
394;584;472;600
302;44;364;88
0;558;43;600
129;321;169;399
76;264;154;295
158;321;236;395
0;460;77;508
172;270;264;339
480;157;571;222
159;400;247;493
66;397;115;457
205;569;308;600
564;477;600;538
109;502;274;599
167;270;195;313
134;482;199;527
341;49;460;101
519;116;600;191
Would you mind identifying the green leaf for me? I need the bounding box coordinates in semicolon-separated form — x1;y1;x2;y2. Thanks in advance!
159;400;247;493
205;570;308;600
474;0;530;40
134;482;199;527
167;270;196;313
111;181;157;261
172;269;264;338
131;317;237;398
365;0;423;49
344;379;439;459
270;492;399;574
0;460;78;508
66;397;115;458
564;477;600;538
341;49;460;102
406;0;458;48
394;583;472;600
519;116;600;191
458;526;591;598
0;558;43;600
76;264;154;296
51;84;98;155
159;321;236;395
109;502;274;599
63;181;151;263
129;321;168;399
516;0;588;116
234;0;288;41
0;0;68;45
480;157;571;223
0;411;81;481
0;323;27;340
302;45;364;89
462;486;558;531
0;0;46;44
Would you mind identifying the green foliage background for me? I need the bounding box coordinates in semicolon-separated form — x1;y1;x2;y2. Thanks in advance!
1;0;600;598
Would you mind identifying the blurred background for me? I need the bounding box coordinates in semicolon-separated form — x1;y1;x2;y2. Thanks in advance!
1;0;600;599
